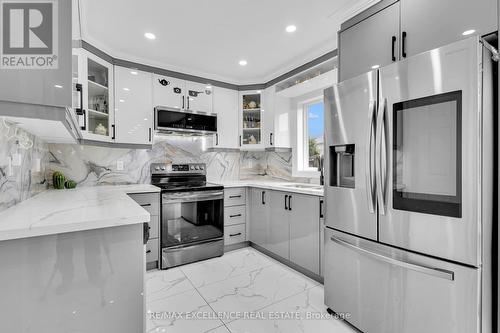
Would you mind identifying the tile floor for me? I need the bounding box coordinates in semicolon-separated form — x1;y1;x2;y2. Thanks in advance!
146;247;358;333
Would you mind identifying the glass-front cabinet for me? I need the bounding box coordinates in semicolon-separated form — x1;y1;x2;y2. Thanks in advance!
239;91;263;148
73;49;114;142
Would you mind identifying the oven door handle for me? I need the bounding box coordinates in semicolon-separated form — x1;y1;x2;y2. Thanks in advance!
162;190;224;203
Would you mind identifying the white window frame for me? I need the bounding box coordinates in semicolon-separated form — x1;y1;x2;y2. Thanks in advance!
292;95;323;178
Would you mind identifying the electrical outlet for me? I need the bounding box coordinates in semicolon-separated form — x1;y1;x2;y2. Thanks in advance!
116;160;124;171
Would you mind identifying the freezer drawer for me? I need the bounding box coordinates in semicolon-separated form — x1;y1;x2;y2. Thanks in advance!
324;228;480;333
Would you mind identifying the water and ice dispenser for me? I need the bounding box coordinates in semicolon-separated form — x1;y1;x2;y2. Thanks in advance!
329;144;355;188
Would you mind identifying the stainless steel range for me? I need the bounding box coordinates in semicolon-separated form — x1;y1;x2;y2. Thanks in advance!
151;162;224;269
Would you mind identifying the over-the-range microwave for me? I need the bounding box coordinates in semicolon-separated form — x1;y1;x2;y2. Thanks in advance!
154;106;217;135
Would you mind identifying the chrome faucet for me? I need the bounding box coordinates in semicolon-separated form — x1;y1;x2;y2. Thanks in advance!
317;155;324;185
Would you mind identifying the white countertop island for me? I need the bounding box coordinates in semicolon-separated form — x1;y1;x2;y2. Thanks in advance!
0;184;160;333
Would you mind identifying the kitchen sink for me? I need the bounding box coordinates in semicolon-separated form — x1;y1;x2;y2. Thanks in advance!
281;184;323;190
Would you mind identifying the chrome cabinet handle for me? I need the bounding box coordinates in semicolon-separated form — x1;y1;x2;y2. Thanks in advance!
375;97;387;215
330;236;454;281
365;100;377;214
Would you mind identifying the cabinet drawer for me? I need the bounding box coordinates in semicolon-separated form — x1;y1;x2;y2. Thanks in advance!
146;238;159;263
128;192;160;215
224;224;246;245
224;206;246;226
148;215;159;239
224;188;246;206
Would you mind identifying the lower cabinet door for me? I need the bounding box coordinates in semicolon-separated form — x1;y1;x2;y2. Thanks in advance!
324;228;480;333
146;238;159;263
267;191;290;259
289;194;320;275
249;188;268;248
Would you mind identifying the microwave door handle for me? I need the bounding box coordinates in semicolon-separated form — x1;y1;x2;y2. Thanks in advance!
365;100;376;214
330;236;454;281
375;97;387;215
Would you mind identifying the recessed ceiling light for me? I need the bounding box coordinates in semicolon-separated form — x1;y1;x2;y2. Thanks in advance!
462;29;476;36
130;70;138;75
256;90;262;93
239;60;248;66
123;87;130;91
54;84;63;88
371;65;380;69
205;85;212;89
286;25;297;33
144;32;156;40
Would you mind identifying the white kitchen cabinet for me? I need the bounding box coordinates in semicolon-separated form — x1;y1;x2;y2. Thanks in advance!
263;85;291;148
249;188;269;248
153;75;213;113
239;90;265;149
185;81;213;113
212;86;239;148
114;67;153;145
73;48;115;142
289;193;320;275
153;74;185;109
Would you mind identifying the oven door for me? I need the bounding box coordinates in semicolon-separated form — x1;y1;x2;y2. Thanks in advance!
377;37;491;266
161;190;224;249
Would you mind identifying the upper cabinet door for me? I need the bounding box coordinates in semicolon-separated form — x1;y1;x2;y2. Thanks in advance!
212;86;239;148
400;0;497;58
153;75;185;109
262;87;275;148
339;2;400;81
185;81;213;113
114;67;153;145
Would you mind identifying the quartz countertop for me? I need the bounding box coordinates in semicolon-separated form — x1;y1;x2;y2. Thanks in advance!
220;180;324;196
0;184;161;242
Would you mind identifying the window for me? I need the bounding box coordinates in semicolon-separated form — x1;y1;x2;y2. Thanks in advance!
303;100;324;170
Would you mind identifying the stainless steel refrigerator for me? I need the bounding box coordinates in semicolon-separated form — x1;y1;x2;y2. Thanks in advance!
323;36;496;333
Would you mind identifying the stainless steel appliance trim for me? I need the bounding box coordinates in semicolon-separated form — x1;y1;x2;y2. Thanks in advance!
162;190;224;203
365;100;377;214
330;235;455;281
375;97;387;215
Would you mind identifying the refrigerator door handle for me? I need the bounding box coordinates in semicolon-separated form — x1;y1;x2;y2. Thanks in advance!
330;236;455;281
365;100;377;214
375;97;387;215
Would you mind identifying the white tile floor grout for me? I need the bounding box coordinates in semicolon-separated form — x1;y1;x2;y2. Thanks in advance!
146;246;358;333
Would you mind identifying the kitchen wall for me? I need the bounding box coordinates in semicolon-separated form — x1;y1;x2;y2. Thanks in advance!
47;135;308;187
0;122;50;212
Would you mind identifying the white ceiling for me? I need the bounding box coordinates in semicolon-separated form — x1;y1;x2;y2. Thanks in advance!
77;0;377;85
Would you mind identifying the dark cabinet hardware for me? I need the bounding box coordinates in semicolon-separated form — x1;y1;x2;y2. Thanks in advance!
215;133;219;145
239;135;242;146
149;128;152;142
140;203;151;207
229;195;242;199
391;36;396;61
320;199;324;218
285;195;288;210
229;232;242;237
146;249;152;254
270;133;273;145
75;83;86;130
111;124;115;140
229;214;242;218
182;96;185;109
262;191;266;205
187;95;190;109
288;195;292;211
402;31;407;58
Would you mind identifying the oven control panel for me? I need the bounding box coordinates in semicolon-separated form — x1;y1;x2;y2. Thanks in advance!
150;163;205;175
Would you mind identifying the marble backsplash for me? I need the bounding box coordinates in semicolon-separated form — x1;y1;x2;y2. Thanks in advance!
0;131;311;212
47;135;303;187
0;122;50;212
